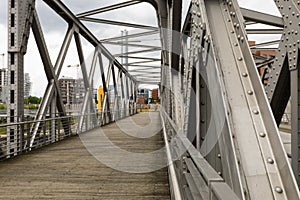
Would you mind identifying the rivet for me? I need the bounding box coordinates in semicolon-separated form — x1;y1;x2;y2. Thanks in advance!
217;154;221;158
275;186;283;194
253;109;259;114
238;57;243;61
218;172;222;176
247;91;253;95
267;158;274;164
259;132;266;138
242;73;248;77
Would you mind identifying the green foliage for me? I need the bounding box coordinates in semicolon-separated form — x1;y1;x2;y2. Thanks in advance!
24;96;42;105
28;104;38;109
0;104;6;110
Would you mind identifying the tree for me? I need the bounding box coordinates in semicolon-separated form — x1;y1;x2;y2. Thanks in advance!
0;104;6;110
24;96;42;104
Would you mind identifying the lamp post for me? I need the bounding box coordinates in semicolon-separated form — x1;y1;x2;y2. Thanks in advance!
0;53;4;68
67;64;80;79
67;64;81;108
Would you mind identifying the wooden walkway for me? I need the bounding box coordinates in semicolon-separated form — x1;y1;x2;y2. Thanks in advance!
0;112;170;199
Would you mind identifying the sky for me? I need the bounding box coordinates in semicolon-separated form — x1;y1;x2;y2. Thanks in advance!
0;0;280;97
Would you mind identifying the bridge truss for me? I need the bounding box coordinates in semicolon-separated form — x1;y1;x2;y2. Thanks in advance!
3;0;300;199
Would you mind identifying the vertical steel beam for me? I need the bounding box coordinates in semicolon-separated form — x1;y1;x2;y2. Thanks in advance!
111;66;119;120
291;69;300;186
7;0;35;155
272;0;300;186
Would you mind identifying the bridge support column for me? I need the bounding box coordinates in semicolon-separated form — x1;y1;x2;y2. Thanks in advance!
7;0;35;156
291;69;300;186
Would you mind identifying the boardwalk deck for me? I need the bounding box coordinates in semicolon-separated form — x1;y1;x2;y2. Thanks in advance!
0;112;170;199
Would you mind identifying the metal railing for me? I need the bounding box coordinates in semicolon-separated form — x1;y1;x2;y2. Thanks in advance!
160;108;240;200
0;114;76;160
0;107;137;161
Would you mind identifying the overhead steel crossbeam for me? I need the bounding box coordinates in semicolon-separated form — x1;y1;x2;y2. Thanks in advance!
127;64;161;68
76;0;142;18
250;47;278;51
246;29;283;34
100;30;159;42
114;48;161;56
129;68;161;73
127;60;159;65
249;39;281;48
240;7;284;27
119;56;160;61
101;41;161;49
80;17;158;31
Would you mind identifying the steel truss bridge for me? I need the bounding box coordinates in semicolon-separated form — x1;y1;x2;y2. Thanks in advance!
1;0;300;199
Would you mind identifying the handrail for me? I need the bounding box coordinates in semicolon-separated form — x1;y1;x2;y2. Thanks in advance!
160;107;240;200
159;111;182;200
0;107;138;160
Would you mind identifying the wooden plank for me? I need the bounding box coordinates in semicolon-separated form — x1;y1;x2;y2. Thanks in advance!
0;112;169;199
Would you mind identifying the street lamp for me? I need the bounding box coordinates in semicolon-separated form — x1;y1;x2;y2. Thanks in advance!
67;64;81;108
67;64;80;79
0;53;4;68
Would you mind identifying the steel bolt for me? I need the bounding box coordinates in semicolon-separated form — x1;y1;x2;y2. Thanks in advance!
259;132;266;138
267;158;274;164
275;187;283;194
242;73;248;77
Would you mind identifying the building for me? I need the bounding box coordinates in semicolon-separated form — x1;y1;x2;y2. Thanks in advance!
137;94;145;104
24;73;32;98
249;41;276;60
97;85;115;112
0;68;7;103
152;88;159;100
58;77;85;105
249;41;277;84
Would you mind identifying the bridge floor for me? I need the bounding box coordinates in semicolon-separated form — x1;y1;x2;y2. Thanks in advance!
0;112;170;199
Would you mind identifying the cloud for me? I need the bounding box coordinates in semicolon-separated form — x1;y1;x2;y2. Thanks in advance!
0;24;7;68
0;0;7;26
238;0;280;16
